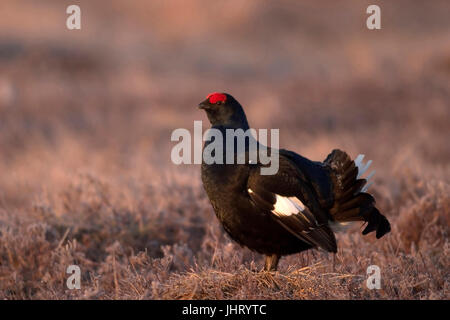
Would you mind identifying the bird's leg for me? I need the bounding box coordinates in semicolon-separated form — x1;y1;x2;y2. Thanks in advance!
264;254;280;271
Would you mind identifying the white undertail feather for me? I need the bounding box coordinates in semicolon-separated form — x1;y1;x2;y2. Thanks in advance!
361;181;373;193
354;154;375;192
354;154;364;169
365;170;376;181
357;160;372;179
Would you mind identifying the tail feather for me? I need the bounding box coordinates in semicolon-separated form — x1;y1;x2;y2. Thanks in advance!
339;179;366;202
361;181;374;193
324;149;391;238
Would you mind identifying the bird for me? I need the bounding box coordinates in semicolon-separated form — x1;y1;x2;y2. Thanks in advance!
199;92;391;271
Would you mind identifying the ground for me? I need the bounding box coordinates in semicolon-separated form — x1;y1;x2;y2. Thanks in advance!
0;0;448;299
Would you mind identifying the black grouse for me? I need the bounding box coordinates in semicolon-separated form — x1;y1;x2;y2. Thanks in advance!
199;92;391;271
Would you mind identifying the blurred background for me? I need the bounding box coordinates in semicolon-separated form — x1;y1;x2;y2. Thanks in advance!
0;0;448;299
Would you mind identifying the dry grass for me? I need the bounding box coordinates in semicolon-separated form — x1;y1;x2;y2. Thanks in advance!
0;0;449;299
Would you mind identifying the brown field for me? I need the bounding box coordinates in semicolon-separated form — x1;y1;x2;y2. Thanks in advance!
0;0;449;299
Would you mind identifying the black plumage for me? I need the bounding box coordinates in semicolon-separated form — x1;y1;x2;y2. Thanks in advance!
199;92;391;271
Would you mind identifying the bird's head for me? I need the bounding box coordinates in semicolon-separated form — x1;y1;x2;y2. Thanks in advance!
198;92;249;129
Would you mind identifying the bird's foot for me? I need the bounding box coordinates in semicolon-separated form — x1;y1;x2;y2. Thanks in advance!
263;254;280;272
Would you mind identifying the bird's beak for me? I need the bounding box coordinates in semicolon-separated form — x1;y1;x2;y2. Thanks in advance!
198;100;209;110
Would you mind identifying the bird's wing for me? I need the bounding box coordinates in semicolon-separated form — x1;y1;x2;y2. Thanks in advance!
279;149;335;209
247;155;337;252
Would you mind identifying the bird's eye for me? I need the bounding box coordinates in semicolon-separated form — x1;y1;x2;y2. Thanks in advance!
216;101;224;105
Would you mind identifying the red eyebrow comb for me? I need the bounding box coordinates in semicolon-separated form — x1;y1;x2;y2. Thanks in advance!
206;92;227;104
